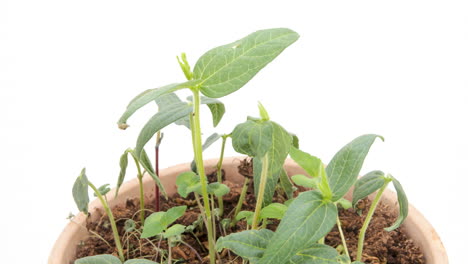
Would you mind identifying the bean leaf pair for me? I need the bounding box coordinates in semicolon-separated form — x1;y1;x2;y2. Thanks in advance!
176;171;230;198
141;206;187;239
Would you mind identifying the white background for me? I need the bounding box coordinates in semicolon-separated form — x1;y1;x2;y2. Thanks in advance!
1;1;467;263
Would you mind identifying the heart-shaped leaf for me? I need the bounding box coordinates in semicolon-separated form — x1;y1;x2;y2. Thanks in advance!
72;168;89;214
141;212;166;238
207;182;230;197
326;134;383;201
216;229;274;263
193;28;299;98
74;254;121;264
176;171;201;198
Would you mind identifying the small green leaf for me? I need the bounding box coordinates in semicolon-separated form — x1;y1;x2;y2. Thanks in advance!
258;102;270;121
207;182;230;197
124;259;159;264
289;244;340;264
135;102;193;157
232;120;273;158
202;133;222;151
216;229;274;263
194;28;299;98
163;224;186;238
235;211;254;225
74;254;121;264
177;52;193;81
258;190;337;264
291;133;299;149
115;149;130;197
279;168;294;199
291;174;319;188
187;96;226;127
289;147;321;178
260;203;288;220
176;171;200;198
94;184;111;197
384;175;408;231
155;92;190;129
117;80;199;129
326;134;384;201
72;168;89;214
139;149;167;198
141;212;166;238
352;170;386;207
336;198;352;210
163;206;187;227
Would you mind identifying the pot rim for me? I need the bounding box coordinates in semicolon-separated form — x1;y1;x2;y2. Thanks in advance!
49;157;448;264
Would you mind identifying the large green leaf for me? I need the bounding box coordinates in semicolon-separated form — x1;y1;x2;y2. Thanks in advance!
194;28;299;98
155;92;190;128
352;170;386;207
289;244;340;264
384;175;408;231
72;168;89;214
74;254;121;264
232;120;273;158
258;191;337;264
117;80;199;129
135;102;192;157
216;229;274;263
326;134;383;201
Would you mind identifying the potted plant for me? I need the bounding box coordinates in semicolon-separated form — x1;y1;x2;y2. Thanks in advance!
49;28;448;264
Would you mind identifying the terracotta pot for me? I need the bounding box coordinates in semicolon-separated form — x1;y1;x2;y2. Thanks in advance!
49;157;448;264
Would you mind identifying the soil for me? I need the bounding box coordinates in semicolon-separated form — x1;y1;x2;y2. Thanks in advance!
75;158;424;264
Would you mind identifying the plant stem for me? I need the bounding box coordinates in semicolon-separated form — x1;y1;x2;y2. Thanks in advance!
251;155;269;229
336;215;349;258
231;178;250;226
155;131;162;212
356;181;390;261
191;89;216;264
88;181;125;262
131;154;146;224
216;136;227;216
168;237;172;264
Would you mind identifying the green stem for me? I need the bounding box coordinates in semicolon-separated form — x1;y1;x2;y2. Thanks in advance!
336;215;349;258
251;155;269;229
131;153;146;224
88;181;125;262
231;177;250;227
356;180;390;261
168;237;172;264
191;89;216;264
216;136;227;216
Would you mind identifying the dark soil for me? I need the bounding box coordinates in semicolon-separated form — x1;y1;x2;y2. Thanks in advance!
75;158;424;264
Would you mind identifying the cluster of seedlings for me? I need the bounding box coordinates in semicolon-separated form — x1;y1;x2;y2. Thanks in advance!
72;28;408;264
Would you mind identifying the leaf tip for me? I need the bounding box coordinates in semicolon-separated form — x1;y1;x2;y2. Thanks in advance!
118;123;129;130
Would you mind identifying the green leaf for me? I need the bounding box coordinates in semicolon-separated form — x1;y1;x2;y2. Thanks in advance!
207;182;230;197
155;92;190;129
232;120;273;158
291;174;319;188
258;102;270;121
163;206;187;227
163;224;186;238
187;96;226;127
176;171;200;198
117;80;199;129
135;102;193;157
291;133;299;149
115;149;130;197
194;28;299;98
352;170;386;207
279;168;294;199
216;229;274;263
351;262;365;264
72;168;89;214
141;212;166;238
289;147;321;178
235;211;254;225
124;219;136;232
384;175;408;231
94;184;111;197
202;133;221;151
326;134;384;201
336;198;352;210
124;259;159;264
260;203;288;220
258;190;338;264
74;254;121;264
289;244;340;264
139;149;167;198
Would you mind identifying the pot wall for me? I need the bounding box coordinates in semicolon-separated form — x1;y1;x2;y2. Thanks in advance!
49;157;448;264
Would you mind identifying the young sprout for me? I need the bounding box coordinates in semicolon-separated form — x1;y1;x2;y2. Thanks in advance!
72;168;125;262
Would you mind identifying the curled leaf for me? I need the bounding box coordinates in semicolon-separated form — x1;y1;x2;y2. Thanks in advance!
72;168;89;214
